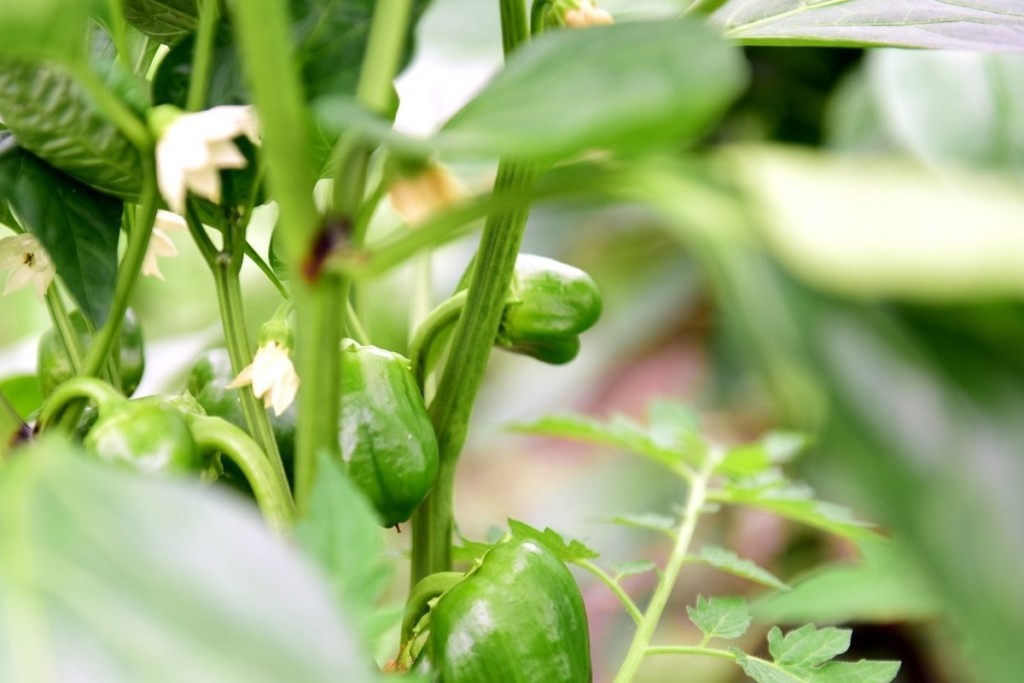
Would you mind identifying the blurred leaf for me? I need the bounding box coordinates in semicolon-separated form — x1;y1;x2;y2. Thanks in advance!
720;431;807;478
646;400;704;455
753;541;938;624
508;519;599;563
715;473;876;542
0;57;144;200
0;375;43;420
123;0;198;41
687;595;751;641
614;560;657;578
439;20;746;160
0;437;373;681
734;625;899;683
152;24;248;108
609;512;677;536
726;146;1024;301
294;452;389;642
692;546;788;591
512;412;697;470
0;138;121;328
710;0;1024;50
865;50;1024;172
0;0;96;63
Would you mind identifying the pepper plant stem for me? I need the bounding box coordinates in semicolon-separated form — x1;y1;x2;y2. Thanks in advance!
408;290;467;391
44;287;84;376
612;459;716;683
186;0;220;112
409;0;533;585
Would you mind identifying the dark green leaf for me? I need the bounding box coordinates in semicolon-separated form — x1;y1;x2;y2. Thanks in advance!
711;0;1024;50
693;546;788;591
507;519;599;563
753;541;938;624
0;58;144;200
440;20;745;160
0;375;43;420
687;595;751;640
0;437;373;681
0;139;121;327
293;452;390;641
152;24;248;108
123;0;199;41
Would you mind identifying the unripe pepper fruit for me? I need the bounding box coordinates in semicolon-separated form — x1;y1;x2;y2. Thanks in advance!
84;400;203;475
339;340;439;527
429;534;592;682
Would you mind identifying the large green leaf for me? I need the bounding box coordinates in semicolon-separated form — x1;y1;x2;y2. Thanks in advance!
0;58;144;200
0;0;96;63
438;20;746;160
710;0;1024;50
123;0;199;41
0;437;373;681
0;138;121;328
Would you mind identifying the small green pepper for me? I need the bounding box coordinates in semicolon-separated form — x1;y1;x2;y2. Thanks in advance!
186;347;295;492
339;340;439;527
84;400;203;475
38;308;146;397
429;534;592;682
496;254;601;365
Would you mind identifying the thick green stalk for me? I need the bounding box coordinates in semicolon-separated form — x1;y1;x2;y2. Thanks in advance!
185;0;220;112
408;290;467;391
408;0;533;585
612;459;716;683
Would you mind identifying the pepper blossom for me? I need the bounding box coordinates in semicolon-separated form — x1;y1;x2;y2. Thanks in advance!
389;163;466;227
141;210;189;280
152;105;261;214
563;0;613;27
228;340;299;416
0;232;56;298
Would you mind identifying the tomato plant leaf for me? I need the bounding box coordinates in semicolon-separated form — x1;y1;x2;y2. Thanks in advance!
687;595;752;641
0;437;374;682
0;138;121;328
734;625;900;683
439;20;746;160
710;0;1024;50
294;451;390;642
719;431;808;478
507;519;599;563
692;546;789;591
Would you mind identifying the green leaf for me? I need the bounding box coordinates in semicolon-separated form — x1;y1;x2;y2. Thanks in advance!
512;412;694;470
768;624;849;669
614;560;657;578
646;400;704;455
726;146;1024;301
0;0;96;63
439;20;746;160
711;0;1024;50
123;0;199;41
507;519;599;563
693;546;788;591
687;595;751;641
0;58;144;200
0;139;121;328
0;375;43;421
609;512;677;536
0;437;374;681
752;541;938;624
293;452;389;642
717;472;876;542
720;431;808;478
152;23;248;108
734;625;899;683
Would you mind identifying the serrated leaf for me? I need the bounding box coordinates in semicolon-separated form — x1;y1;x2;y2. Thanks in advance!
735;652;805;683
614;560;657;578
711;0;1024;50
646;400;704;456
512;413;691;470
694;546;788;591
687;595;751;640
0;437;373;681
720;432;808;478
609;512;677;536
768;625;850;669
812;660;902;683
294;452;389;642
439;20;746;160
717;473;876;542
0;138;121;328
507;519;599;563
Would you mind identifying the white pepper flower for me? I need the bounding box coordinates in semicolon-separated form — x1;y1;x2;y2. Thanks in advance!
389;164;465;227
564;0;613;27
227;341;300;416
141;210;188;280
153;105;261;214
0;232;56;298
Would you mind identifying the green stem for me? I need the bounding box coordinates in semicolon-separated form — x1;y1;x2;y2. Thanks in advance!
400;571;464;647
211;252;292;501
184;202;219;265
577;559;643;625
244;241;289;298
408;291;467;392
37;377;124;433
612;459;717;683
69;65;150;151
344;299;371;346
190;415;295;532
186;0;220;112
644;646;736;661
44;287;83;375
409;0;534;586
